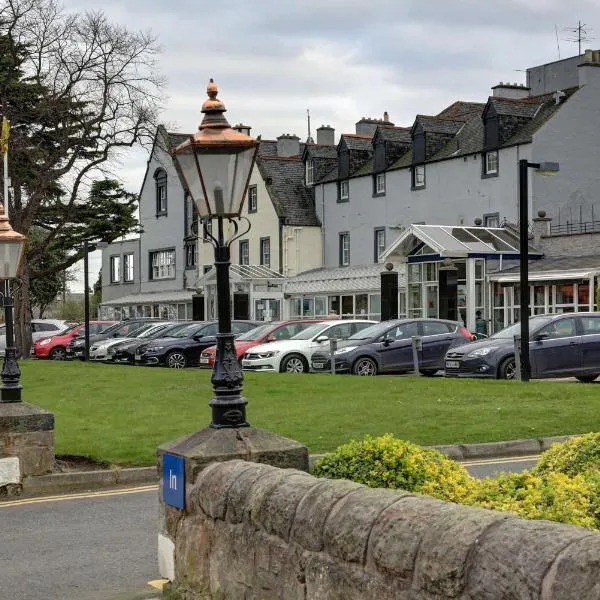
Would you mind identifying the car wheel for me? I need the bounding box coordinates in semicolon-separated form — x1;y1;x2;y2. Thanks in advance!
420;369;438;377
50;347;66;361
352;357;378;376
499;356;516;380
576;375;599;383
166;351;187;369
280;354;308;373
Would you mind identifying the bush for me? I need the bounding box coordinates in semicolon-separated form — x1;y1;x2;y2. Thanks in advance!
533;433;600;477
312;434;475;503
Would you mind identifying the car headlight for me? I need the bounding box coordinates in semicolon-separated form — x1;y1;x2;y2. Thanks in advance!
39;338;53;345
334;346;357;355
145;346;164;353
254;350;279;359
466;347;497;358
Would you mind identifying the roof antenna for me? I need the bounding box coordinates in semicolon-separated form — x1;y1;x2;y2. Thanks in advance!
563;21;594;55
306;109;314;144
555;24;561;59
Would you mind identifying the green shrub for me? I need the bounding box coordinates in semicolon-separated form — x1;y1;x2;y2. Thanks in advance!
312;434;475;503
468;471;597;530
533;433;600;477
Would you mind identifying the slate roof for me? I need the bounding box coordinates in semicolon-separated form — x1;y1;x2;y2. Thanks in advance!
378;127;412;143
489;255;600;276
285;264;407;294
437;101;486;119
414;116;465;135
489;97;542;118
341;133;373;151
167;132;190;148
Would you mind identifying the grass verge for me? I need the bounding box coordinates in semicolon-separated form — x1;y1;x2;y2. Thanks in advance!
20;360;600;466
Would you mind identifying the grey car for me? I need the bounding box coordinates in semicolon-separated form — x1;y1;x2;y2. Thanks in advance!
444;312;600;382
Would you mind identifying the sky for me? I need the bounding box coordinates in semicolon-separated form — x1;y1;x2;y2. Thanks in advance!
62;0;600;291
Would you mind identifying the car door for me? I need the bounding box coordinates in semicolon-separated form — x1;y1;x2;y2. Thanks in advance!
420;321;456;369
530;316;581;377
377;322;419;373
189;322;219;360
578;315;600;375
308;322;355;359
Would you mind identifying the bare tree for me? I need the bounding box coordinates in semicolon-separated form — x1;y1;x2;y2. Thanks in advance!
0;0;165;353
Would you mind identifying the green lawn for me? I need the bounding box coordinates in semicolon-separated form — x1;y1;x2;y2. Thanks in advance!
18;360;600;466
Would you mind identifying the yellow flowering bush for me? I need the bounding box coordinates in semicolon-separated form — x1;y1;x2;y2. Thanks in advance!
312;434;475;502
533;433;600;477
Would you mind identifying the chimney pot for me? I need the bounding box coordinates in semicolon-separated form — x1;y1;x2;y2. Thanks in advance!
276;133;300;157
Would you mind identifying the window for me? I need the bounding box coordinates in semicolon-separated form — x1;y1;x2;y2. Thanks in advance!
305;159;314;185
149;249;175;280
123;253;134;282
412;165;425;189
483;213;500;228
338;179;349;202
385;322;419;340
185;193;198;238
484;150;499;176
581;316;600;334
247;185;257;213
339;232;350;266
154;169;167;215
422;321;453;336
202;218;212;243
373;172;386;196
374;228;386;263
239;240;249;265
109;256;120;283
538;317;577;339
260;237;270;267
185;242;197;269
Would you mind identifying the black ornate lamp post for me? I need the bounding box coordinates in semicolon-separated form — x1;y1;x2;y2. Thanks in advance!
172;79;259;428
0;203;26;402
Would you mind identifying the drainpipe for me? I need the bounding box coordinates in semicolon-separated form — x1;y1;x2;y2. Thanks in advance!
294;228;301;275
321;184;326;267
278;217;284;274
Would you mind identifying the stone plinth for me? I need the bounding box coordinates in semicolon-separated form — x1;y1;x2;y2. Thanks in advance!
0;402;55;494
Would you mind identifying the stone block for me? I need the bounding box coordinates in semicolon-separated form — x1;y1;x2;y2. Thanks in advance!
1;430;54;475
323;487;408;564
291;479;363;552
225;462;274;524
243;468;288;525
466;517;590;599
459;438;541;459
173;514;213;595
0;402;54;434
0;456;20;485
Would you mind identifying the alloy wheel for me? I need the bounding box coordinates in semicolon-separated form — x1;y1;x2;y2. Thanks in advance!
167;352;187;369
283;356;305;373
50;347;66;361
354;358;377;376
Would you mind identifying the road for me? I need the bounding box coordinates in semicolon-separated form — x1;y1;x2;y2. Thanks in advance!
0;455;538;600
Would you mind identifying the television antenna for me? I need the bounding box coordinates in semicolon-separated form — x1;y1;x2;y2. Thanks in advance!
563;21;594;55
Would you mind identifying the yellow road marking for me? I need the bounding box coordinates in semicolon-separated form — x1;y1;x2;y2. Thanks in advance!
148;579;168;590
0;484;157;508
461;455;540;467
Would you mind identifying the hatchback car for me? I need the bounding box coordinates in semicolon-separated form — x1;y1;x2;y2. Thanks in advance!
444;312;600;381
135;320;260;368
311;319;473;376
90;322;175;361
33;321;115;360
242;320;376;373
198;320;325;368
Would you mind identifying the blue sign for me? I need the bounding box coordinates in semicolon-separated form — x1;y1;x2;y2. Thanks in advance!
162;453;185;510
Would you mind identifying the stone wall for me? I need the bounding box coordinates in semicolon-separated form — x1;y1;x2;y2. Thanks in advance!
165;459;600;600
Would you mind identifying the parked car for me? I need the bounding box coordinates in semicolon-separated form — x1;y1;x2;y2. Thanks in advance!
242;319;376;373
311;318;473;376
0;318;72;353
444;312;600;381
108;321;192;364
66;318;161;359
33;321;115;360
89;322;175;361
198;320;325;368
135;320;260;368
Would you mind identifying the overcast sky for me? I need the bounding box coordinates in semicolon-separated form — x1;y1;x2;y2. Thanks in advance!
63;0;599;290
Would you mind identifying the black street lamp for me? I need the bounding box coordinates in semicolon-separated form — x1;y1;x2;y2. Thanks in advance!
518;159;559;382
172;79;259;428
0;203;26;402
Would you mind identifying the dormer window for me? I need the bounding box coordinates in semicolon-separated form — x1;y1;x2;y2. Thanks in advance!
483;151;499;177
338;179;349;202
305;159;314;185
411;165;425;189
373;172;386;196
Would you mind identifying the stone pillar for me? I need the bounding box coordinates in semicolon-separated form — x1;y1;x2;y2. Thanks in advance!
157;426;308;591
532;210;551;245
438;259;458;322
380;263;399;321
0;402;55;496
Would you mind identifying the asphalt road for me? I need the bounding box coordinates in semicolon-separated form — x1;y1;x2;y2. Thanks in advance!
0;455;539;600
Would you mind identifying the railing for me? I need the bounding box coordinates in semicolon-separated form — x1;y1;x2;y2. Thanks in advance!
550;220;600;235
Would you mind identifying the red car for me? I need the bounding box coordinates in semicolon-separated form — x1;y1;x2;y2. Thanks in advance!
33;321;115;360
199;320;325;368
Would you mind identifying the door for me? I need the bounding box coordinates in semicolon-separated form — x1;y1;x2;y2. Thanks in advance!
420;320;456;369
192;295;205;321
530;316;581;377
233;293;249;320
578;315;600;374
376;321;419;373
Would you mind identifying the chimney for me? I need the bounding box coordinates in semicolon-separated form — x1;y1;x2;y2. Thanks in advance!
491;82;530;99
233;123;251;136
532;210;551;245
355;117;379;136
578;49;600;87
276;133;300;157
316;125;335;146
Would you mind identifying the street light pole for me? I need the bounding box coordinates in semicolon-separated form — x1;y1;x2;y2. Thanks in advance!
83;240;90;362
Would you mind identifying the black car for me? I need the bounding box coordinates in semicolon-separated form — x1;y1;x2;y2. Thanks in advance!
107;321;190;364
66;318;161;359
135;320;260;368
311;318;474;376
445;312;600;381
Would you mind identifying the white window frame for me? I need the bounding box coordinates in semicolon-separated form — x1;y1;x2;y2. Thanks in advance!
483;212;500;228
123;253;134;282
110;256;121;283
340;233;350;266
375;228;386;262
260;237;270;267
248;185;257;213
413;165;425;188
150;249;176;280
485;151;498;175
340;179;349;200
239;240;249;265
185;242;197;268
305;160;314;185
376;172;385;194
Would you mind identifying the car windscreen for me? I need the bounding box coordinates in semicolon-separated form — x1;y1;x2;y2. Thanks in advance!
156;323;190;338
348;322;390;340
57;323;79;336
236;323;274;341
170;323;207;338
289;322;331;340
136;324;171;338
490;316;555;339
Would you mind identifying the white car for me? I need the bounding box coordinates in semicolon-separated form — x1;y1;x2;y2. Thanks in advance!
241;320;376;373
89;322;173;361
3;319;71;355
